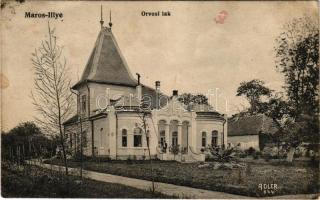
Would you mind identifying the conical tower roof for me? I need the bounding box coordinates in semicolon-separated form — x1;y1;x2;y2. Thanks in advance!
72;27;137;89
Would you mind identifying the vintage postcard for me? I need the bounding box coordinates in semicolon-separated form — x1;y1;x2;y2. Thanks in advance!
1;0;319;199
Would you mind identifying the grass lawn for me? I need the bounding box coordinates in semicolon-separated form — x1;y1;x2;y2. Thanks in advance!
46;158;319;197
1;162;176;198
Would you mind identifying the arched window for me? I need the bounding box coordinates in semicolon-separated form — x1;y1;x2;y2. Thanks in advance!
202;132;207;147
212;130;218;147
133;127;142;147
122;129;127;147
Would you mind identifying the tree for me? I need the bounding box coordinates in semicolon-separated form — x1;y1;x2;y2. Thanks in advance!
177;93;208;106
31;22;74;175
274;16;319;145
256;93;292;156
1;122;57;163
137;110;155;193
236;79;272;114
275;16;319;119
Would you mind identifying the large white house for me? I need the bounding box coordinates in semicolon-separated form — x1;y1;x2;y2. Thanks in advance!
63;14;227;162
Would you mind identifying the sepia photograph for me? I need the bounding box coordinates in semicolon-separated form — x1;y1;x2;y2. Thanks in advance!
0;0;319;199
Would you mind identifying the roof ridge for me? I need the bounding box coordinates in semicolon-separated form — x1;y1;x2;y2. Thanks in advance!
89;31;105;79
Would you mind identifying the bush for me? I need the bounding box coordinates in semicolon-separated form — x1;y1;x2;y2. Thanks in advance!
126;156;132;164
253;153;259;160
93;156;111;162
264;154;271;162
208;146;237;162
73;151;89;162
245;147;256;156
170;145;180;158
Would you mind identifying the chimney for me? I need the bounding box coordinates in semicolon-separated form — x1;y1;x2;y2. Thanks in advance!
155;81;160;91
136;73;142;103
172;90;178;96
155;81;160;109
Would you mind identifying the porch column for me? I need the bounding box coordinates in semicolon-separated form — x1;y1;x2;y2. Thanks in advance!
165;123;170;147
178;123;182;147
187;124;190;152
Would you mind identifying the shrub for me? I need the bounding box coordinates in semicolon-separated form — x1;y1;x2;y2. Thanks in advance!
126;156;132;164
170;145;180;158
132;155;137;161
253;153;259;160
264;154;271;162
208;146;237;162
93;156;111;162
245;163;252;175
245;147;256;156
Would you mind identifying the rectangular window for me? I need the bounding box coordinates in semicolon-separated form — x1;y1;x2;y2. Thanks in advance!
212;131;218;147
172;132;178;146
122;129;127;147
81;95;87;114
202;138;206;147
122;136;127;147
134;135;142;147
202;132;207;147
160;131;165;147
212;137;217;146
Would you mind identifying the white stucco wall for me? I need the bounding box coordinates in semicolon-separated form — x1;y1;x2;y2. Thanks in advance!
115;112;157;159
92;117;109;156
227;135;259;150
89;83;137;113
195;120;224;152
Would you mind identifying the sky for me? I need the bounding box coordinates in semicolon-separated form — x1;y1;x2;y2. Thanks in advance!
1;1;318;131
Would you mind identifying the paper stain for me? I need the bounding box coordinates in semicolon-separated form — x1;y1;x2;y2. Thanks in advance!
215;10;228;24
0;73;10;89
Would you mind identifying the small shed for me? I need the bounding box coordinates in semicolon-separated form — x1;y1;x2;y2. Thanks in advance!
227;114;278;150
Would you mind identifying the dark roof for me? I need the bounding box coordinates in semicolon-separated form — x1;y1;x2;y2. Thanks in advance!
142;85;168;109
189;103;214;112
63;114;78;125
228;114;278;136
63;113;108;126
72;27;137;89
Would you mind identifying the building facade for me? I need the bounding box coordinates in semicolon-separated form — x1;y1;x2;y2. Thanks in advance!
63;17;227;162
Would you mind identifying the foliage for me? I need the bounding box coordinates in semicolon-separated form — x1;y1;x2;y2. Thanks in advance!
177;93;209;106
1;122;58;161
275;16;319;119
170;144;180;157
236;79;272;114
258;133;274;151
208;146;236;163
1;163;174;198
244;147;256;156
273;16;319;146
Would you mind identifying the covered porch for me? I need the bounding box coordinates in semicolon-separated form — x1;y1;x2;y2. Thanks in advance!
156;119;205;162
